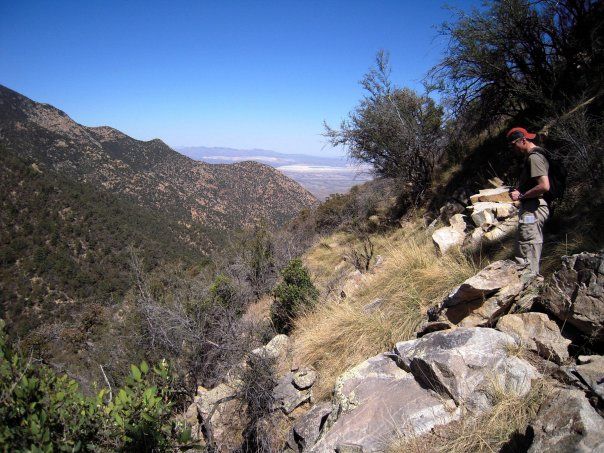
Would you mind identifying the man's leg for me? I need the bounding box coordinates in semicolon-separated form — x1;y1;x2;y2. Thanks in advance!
516;203;549;275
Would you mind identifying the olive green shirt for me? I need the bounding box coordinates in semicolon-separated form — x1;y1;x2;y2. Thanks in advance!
519;147;549;196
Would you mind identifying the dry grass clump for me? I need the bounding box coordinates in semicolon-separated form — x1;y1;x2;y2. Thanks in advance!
293;225;476;400
388;379;551;453
304;232;357;289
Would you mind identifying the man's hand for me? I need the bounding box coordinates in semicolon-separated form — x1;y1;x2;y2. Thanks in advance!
510;189;522;201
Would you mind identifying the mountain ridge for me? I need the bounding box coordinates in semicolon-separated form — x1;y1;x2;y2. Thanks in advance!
0;84;318;242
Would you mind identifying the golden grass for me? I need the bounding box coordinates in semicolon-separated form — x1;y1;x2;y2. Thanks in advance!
241;294;273;325
303;232;357;290
388;379;551;453
292;224;477;400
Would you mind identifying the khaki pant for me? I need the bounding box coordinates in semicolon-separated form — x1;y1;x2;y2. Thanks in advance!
515;199;549;275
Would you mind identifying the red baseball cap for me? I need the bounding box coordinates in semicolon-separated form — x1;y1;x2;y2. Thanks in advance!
506;127;536;143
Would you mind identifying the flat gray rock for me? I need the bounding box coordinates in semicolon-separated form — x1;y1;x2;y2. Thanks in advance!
394;327;539;412
309;354;458;452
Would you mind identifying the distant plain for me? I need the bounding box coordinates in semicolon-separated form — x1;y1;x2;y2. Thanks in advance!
177;146;373;199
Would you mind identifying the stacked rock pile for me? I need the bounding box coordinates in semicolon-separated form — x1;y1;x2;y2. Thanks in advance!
432;182;520;255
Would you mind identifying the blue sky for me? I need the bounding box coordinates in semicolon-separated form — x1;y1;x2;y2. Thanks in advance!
1;0;480;156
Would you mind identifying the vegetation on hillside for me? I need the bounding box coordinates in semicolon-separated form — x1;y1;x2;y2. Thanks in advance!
0;320;190;452
0;147;207;338
1;0;602;449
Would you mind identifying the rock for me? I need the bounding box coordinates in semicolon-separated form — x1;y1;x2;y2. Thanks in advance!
468;201;505;214
335;444;364;453
439;200;466;224
394;328;539;412
273;372;312;414
341;270;364;296
310;354;459;452
448;213;467;233
289;402;332;451
362;298;385;314
540;252;604;341
196;383;246;452
251;334;290;361
373;255;383;269
495;203;515;219
368;215;381;226
482;217;518;242
184;397;205;444
575;355;604;401
432;226;465;255
416;320;452;338
528;387;604;452
471;208;496;227
496;313;570;364
255;411;292;452
469;187;512;204
445;280;523;327
293;368;317;390
443;260;520;308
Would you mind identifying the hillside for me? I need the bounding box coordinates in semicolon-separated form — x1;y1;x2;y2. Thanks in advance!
0;147;210;338
0;85;318;241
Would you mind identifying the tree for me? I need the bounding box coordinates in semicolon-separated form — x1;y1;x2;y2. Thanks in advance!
431;0;604;128
270;259;318;334
325;51;444;207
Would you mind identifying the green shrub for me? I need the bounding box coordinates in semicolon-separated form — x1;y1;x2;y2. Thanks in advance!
270;259;319;334
0;320;191;452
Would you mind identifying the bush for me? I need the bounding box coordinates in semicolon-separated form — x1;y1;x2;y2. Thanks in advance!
325;51;444;208
240;353;278;452
431;0;603;129
0;319;190;452
271;259;319;334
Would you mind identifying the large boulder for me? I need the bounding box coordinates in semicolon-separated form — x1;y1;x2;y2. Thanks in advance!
444;280;523;327
528;387;604;452
443;260;520;308
540;252;604;341
309;354;458;452
496;313;571;364
394;328;539;412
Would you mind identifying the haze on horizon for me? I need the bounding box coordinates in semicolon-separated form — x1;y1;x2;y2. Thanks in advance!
1;0;482;157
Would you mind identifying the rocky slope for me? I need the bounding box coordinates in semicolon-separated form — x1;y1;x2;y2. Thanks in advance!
0;85;318;243
181;186;604;452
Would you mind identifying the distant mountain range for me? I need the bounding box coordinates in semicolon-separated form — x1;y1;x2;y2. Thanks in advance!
0;85;317;238
176;146;373;200
0;84;318;338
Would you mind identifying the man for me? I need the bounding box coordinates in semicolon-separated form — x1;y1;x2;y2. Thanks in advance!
507;127;550;276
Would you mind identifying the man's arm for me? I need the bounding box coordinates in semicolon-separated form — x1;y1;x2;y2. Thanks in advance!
510;175;550;201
